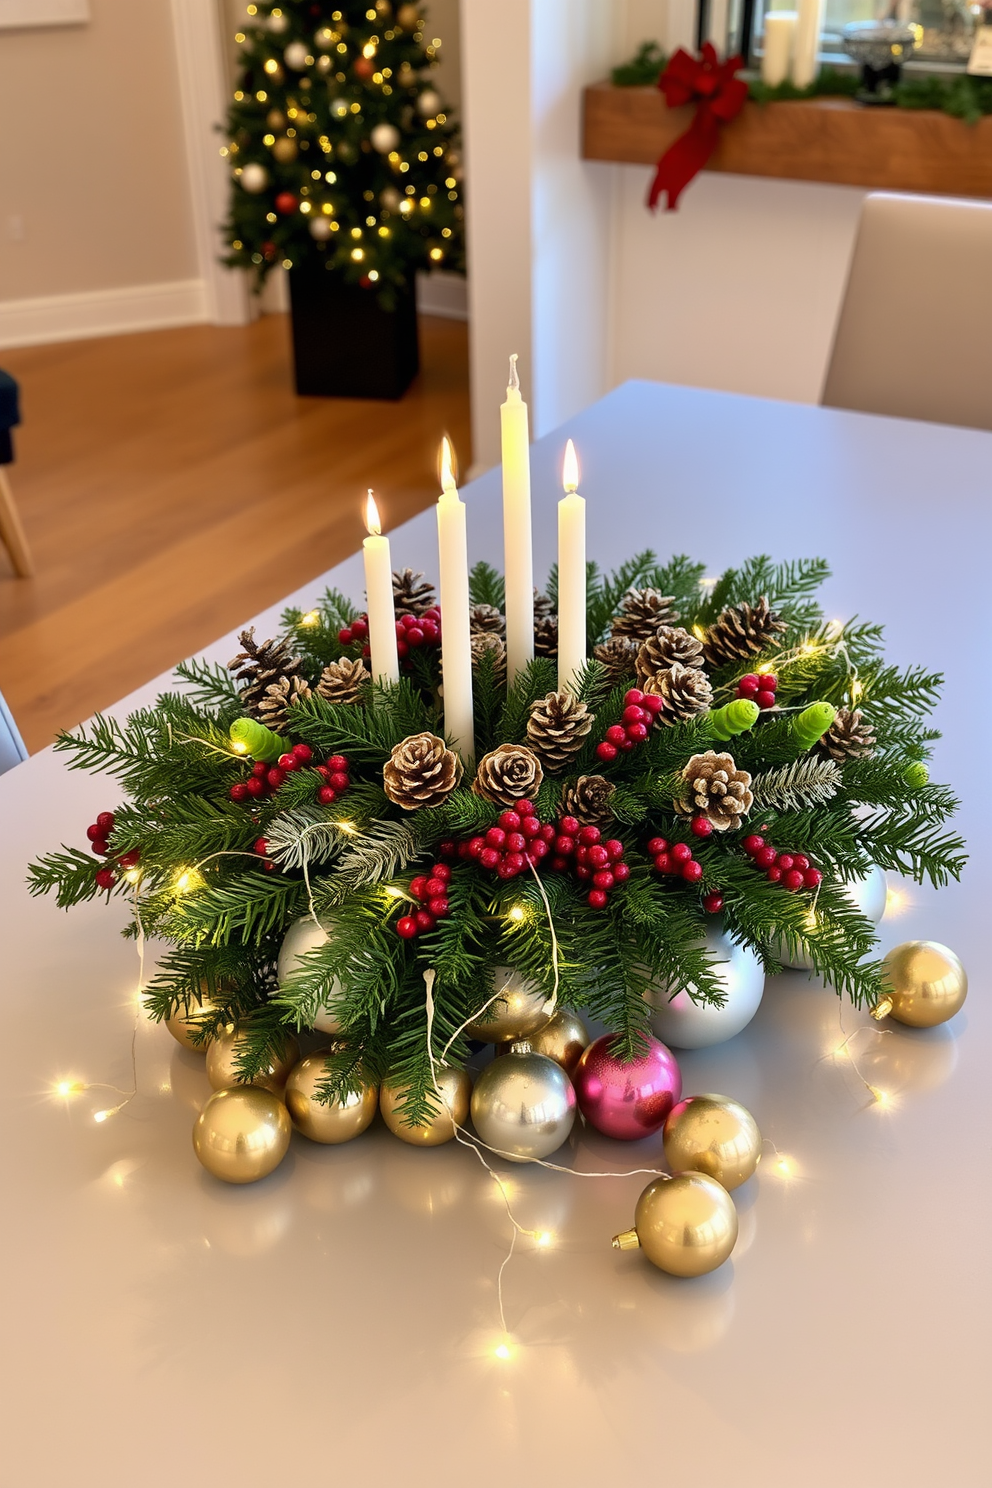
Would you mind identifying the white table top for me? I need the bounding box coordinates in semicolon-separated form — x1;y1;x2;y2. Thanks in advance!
3;381;989;1487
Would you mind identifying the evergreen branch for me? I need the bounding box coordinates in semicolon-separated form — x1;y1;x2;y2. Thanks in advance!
319;819;422;903
468;560;505;610
264;806;350;871
751;757;842;812
174;657;241;714
26;847;110;909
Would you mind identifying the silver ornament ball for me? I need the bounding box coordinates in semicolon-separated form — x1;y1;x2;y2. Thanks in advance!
277;915;345;1034
283;39;309;69
647;922;765;1049
239;162;269;194
370;122;401;153
470;1050;576;1162
416;89;442;117
308;215;333;241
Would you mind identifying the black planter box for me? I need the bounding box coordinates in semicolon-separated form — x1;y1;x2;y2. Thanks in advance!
288;267;420;400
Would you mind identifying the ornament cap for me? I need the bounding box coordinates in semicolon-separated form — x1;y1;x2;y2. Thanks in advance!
871;996;893;1021
612;1228;641;1251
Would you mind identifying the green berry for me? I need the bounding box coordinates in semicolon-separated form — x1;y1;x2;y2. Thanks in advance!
903;761;929;788
792;702;836;751
229;717;285;763
710;697;760;740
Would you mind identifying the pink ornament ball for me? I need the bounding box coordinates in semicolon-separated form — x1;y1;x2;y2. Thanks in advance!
573;1034;682;1140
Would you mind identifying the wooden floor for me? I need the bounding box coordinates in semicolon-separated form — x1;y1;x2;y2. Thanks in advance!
0;313;471;753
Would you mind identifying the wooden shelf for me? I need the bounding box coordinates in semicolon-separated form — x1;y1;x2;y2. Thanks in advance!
582;82;992;197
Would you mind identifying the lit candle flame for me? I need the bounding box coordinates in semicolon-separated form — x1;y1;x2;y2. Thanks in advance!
439;436;457;494
562;438;579;494
364;489;381;537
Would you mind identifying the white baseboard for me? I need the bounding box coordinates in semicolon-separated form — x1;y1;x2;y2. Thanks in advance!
0;278;209;350
416;270;468;321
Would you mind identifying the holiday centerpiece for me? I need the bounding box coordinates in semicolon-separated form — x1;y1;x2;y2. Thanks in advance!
28;361;967;1278
224;1;464;397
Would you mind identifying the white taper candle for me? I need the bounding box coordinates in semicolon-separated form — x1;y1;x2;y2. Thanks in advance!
557;439;587;696
500;354;534;684
362;491;400;687
437;438;475;762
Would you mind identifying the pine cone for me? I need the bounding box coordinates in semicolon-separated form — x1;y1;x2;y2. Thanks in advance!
471;632;507;681
473;744;544;807
561;774;616;827
392;568;436;617
644;662;712;722
610;588;678;642
228;627;310;718
255;675;312;732
592;635;639;686
526;691;594;771
820;707;876;762
470;603;505;636
316;657;369;706
534;614;558;658
534;590;555;621
383;732;464;810
702;597;786;668
676;750;753;831
635;625;703;682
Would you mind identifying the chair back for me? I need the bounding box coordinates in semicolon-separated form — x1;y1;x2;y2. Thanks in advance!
0;691;27;773
822;192;992;431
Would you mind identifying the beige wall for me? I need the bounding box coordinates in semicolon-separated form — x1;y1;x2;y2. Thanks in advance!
0;0;196;300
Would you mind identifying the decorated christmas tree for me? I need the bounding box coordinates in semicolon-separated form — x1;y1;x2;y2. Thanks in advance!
223;0;464;302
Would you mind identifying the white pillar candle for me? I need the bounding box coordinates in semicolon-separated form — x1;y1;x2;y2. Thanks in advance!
437;438;475;762
791;0;824;87
762;11;797;86
362;491;400;687
557;439;587;696
500;354;534;685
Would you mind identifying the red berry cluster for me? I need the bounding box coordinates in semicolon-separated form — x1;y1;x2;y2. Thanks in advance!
550;816;630;909
462;802;556;880
229;746;352;806
742;834;822;891
339;608;442;662
86;811;141;891
595;688;664;764
648;833;706;886
396;863;453;939
736;672;779;711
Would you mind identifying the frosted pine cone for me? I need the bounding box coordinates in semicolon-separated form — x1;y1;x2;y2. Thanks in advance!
316;657;369;706
534;614;559;658
592;635;639;686
534;590;555;621
635;625;703;682
392;569;436;617
525;691;594;771
256;675;312;731
469;603;506;636
471;632;507;681
676;750;753;831
610;589;679;642
820;707;876;761
472;744;544;807
644;662;713;722
561;774;616;827
383;732;464;810
702;597;786;668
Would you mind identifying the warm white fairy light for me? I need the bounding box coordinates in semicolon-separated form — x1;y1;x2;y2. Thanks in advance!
507;905;526;923
54;1079;84;1099
173;867;202;895
536;1231;555;1248
494;1342;513;1361
885;886;907;915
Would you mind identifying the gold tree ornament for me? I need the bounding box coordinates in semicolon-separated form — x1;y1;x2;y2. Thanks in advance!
643;661;713;722
470;1049;576;1162
560;773;616;827
525;691;594;771
872;941;967;1027
702;595;787;667
472;743;544;806
192;1087;292;1184
380;1066;472;1145
662;1094;761;1191
514;1008;590;1076
316;656;369;706
166;992;221;1052
383;731;463;810
612;1172;738;1276
284;1052;378;1143
677;749;753;830
205;1026;301;1095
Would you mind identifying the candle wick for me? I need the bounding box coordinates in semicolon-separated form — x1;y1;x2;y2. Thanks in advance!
508;353;519;393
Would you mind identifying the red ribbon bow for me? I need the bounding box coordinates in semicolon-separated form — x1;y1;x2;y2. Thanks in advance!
647;44;748;212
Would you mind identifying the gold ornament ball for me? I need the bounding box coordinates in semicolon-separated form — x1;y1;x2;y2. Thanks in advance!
514;1008;590;1076
663;1094;761;1192
613;1173;738;1277
166;995;220;1052
205;1026;300;1095
380;1066;471;1146
271;136;298;163
470;1049;576;1162
463;966;555;1043
285;1052;378;1144
192;1087;292;1184
874;940;968;1028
